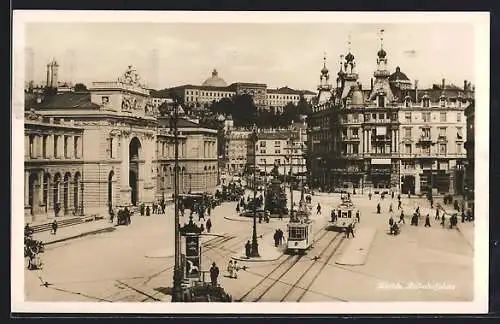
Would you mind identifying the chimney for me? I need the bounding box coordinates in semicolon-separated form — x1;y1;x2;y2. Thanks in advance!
442;78;445;89
464;80;468;91
370;78;374;91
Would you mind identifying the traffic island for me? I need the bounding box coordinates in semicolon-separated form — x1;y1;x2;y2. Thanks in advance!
335;228;377;266
230;232;285;262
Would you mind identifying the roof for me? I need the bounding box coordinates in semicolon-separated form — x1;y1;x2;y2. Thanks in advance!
170;84;235;92
34;92;100;110
157;116;213;129
229;82;267;88
202;69;228;87
389;67;411;82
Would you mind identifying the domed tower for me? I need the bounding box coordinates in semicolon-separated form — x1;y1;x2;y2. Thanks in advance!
202;68;227;87
340;34;360;101
316;53;333;105
369;29;394;104
389;66;412;90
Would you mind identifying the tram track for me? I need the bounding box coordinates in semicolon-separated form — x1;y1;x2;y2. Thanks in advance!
250;231;342;302
237;228;332;302
282;233;346;302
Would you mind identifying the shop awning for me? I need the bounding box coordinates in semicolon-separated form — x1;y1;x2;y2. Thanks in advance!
371;158;391;165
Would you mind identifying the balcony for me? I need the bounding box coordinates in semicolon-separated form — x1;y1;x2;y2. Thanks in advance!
371;135;391;142
418;135;433;144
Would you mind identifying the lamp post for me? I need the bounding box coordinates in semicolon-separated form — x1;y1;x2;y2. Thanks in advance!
171;102;183;302
250;126;260;257
289;137;294;213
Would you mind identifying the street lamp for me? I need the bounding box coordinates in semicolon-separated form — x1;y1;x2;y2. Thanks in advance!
171;101;183;302
249;126;260;258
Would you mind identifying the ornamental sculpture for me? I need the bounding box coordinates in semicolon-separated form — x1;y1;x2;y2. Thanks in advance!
118;65;142;86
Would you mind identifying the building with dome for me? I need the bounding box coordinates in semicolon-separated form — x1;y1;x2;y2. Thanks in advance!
202;69;228;87
308;31;473;196
168;68;316;112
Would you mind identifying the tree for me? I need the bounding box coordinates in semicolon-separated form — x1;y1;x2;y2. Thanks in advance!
73;83;88;92
297;94;312;116
280;102;298;127
232;94;257;127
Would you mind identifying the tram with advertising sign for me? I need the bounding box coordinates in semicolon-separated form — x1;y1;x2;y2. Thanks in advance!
286;201;314;254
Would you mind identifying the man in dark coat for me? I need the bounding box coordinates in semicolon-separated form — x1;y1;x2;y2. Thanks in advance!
51;220;58;235
210;262;220;288
424;214;431;227
273;230;279;247
245;240;251;259
399;211;405;224
377;203;381;214
345;223;355;238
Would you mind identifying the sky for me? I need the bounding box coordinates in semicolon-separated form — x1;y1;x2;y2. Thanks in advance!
24;21;476;91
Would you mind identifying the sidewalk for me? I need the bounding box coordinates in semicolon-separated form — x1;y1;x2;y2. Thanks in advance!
32;219;115;245
456;221;475;250
335;228;377;266
231;231;284;262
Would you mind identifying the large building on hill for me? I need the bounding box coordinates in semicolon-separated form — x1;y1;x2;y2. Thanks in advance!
166;69;316;112
24;65;218;223
308;35;474;195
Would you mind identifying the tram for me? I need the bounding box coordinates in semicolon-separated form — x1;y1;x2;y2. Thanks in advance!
330;195;357;231
286;201;314;254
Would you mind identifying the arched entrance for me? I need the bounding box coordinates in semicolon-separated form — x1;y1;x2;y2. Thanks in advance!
129;137;141;206
63;172;71;215
108;171;114;213
74;172;81;215
53;173;61;216
401;175;416;195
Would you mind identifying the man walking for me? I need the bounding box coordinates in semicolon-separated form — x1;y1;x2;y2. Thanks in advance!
245;240;251;259
397;199;402;210
206;218;212;233
345;223;355;238
51;219;58;235
377;203;381;214
316;203;321;215
424;214;431;227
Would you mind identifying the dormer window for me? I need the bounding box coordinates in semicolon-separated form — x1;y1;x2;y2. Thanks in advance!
404;96;411;108
378;95;385;108
439;96;446;107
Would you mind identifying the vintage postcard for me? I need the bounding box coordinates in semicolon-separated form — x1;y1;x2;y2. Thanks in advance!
11;11;489;314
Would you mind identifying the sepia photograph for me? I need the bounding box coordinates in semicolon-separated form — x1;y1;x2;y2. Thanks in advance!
11;11;489;314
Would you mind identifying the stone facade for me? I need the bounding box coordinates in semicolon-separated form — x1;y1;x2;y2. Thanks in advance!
24;66;218;223
308;35;473;195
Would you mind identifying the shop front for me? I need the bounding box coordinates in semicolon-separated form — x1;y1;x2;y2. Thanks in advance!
370;158;392;189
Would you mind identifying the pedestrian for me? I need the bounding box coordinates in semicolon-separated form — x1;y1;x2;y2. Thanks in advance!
140;203;145;216
430;199;434;209
200;223;205;232
273;230;279;247
227;260;234;278
441;214;446;228
356;210;360;223
397;199;402;210
461;211;465;223
233;261;239;279
245;240;251;259
110;208;115;223
278;229;284;245
389;203;393;213
210;262;219;288
368;192;372;200
424;214;431;227
51;220;58;235
377;203;381;214
206;218;212;233
397;194;401;201
316;203;321;215
236;203;240;213
435;208;440;221
389;216;394;227
391;191;394;199
399;211;405;224
345;223;355;238
146;205;151;216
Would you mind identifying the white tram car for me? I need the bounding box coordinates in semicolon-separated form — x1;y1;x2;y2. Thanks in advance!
287;202;314;254
330;198;358;231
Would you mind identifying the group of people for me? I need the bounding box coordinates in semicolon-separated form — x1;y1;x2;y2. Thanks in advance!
24;224;44;270
273;229;285;247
